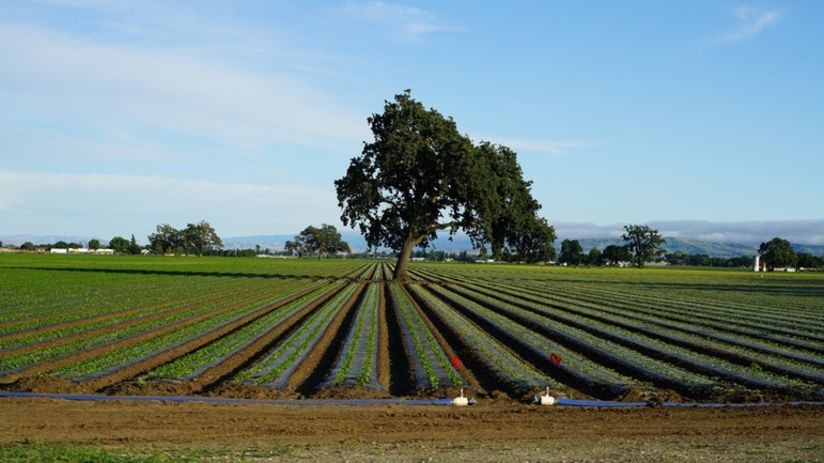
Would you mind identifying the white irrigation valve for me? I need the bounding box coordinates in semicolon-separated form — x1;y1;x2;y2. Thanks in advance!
452;388;469;406
535;387;556;406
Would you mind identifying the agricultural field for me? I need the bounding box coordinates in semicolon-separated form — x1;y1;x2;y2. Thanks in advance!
1;253;823;403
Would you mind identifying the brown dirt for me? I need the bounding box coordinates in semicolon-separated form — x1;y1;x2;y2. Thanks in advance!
1;398;822;463
313;385;391;399
376;282;390;390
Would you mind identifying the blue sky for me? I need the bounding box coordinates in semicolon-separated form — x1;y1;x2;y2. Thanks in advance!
1;1;822;242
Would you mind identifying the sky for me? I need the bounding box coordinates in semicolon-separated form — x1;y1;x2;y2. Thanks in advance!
1;1;822;243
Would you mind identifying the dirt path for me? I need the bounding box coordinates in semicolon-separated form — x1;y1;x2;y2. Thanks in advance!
1;398;822;462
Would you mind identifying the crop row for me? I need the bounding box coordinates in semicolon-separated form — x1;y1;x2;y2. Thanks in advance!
235;283;361;388
51;281;320;380
389;284;463;389
145;282;345;381
325;283;382;388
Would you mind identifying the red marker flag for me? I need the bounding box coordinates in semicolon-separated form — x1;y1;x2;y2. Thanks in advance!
550;353;562;365
451;355;462;369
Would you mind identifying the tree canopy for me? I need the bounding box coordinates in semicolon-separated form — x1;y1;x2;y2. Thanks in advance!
148;223;183;254
148;221;222;256
601;244;631;266
622;225;665;267
184;221;223;257
108;236;128;253
335;90;554;279
759;237;797;270
288;224;350;259
558;239;584;265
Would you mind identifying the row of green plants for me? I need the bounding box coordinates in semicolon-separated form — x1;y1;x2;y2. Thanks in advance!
450;280;816;391
0;275;239;332
425;284;637;388
0;282;302;375
145;282;341;380
408;284;550;390
419;266;824;355
328;283;381;388
0;280;275;351
500;280;824;370
235;283;360;388
390;284;463;389
52;282;316;379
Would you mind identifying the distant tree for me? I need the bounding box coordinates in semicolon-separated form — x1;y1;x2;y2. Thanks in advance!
294;224;350;259
797;253;824;269
622;225;666;267
53;241;69;249
284;240;304;257
20;241;35;251
88;239;101;250
184;221;223;257
602;244;631;266
127;235;142;255
148;224;182;254
588;247;602;266
759;237;798;270
109;236;130;254
335;90;554;280
558;239;583;265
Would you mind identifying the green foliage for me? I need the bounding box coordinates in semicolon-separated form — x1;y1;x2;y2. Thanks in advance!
147;223;182;254
335;90;554;279
108;236;130;254
183;221;222;257
291;224;350;259
797;252;824;270
558;239;584;265
759;237;798;270
622;225;666;267
601;244;631;265
587;247;602;265
88;238;101;250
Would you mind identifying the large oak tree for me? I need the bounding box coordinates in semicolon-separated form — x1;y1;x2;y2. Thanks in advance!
335;90;554;279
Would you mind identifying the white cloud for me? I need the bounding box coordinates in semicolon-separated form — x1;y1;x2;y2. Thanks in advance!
708;5;782;44
472;135;601;156
0;169;341;236
0;23;367;159
342;1;465;40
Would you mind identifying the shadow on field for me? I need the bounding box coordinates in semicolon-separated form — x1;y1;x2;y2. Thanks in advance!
7;266;327;281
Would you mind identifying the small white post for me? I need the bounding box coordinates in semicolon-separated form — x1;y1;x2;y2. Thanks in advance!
452;387;469;406
535;387;556;406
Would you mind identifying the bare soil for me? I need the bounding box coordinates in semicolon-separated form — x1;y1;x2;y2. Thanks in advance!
1;398;822;462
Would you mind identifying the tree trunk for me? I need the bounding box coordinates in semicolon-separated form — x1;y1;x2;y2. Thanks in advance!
393;236;420;281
